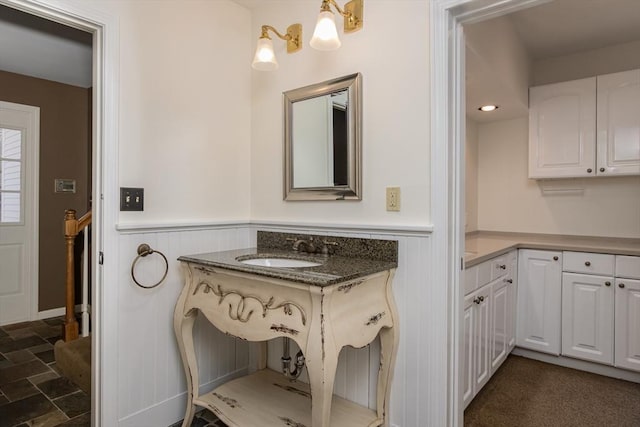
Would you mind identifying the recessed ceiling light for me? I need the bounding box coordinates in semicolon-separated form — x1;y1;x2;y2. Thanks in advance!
478;105;498;112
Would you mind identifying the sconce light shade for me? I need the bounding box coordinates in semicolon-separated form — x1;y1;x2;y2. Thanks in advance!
310;10;341;51
252;24;302;71
252;37;278;71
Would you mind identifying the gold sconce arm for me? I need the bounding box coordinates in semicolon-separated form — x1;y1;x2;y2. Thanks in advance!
321;0;363;33
260;24;303;53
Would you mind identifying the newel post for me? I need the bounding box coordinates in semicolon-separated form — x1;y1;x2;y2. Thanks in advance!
63;209;79;342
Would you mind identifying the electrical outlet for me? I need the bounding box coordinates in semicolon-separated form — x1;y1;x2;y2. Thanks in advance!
120;187;144;211
386;187;400;211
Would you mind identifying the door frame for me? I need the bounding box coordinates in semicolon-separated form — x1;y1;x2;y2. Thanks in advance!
0;0;120;425
430;0;552;425
0;100;39;325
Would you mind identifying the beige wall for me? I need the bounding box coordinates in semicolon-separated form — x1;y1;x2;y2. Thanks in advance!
0;70;90;311
533;39;640;85
249;0;430;227
465;118;478;232
84;0;253;226
476;117;640;238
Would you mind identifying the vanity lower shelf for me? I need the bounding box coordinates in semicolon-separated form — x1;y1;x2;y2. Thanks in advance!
196;369;382;427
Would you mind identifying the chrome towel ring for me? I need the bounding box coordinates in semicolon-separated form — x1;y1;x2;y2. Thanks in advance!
131;243;168;289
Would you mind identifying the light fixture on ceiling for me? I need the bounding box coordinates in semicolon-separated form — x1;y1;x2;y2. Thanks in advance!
252;24;302;71
478;105;499;112
310;0;363;51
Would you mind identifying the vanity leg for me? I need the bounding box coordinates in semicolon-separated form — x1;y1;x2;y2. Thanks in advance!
174;285;199;427
306;343;340;427
377;271;399;427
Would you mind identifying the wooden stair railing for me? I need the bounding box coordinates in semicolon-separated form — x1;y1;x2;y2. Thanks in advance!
63;209;92;342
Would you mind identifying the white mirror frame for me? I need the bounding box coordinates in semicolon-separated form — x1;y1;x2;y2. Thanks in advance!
283;72;362;201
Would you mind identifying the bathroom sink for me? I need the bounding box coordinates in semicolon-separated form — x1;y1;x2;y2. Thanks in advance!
237;257;322;268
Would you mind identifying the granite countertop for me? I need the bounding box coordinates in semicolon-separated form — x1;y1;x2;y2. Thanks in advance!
465;231;640;268
178;231;398;287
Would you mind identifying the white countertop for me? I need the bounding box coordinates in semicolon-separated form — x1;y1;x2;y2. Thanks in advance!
465;231;640;268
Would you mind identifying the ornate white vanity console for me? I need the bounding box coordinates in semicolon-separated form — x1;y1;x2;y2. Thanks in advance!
174;232;399;427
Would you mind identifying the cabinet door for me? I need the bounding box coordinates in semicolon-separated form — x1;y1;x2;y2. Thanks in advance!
507;251;518;351
561;273;614;364
597;69;640;176
615;278;640;372
490;278;509;372
529;77;596;178
516;250;562;355
473;286;491;394
463;294;475;408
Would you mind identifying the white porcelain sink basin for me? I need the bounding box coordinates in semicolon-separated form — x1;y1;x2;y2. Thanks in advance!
238;257;322;268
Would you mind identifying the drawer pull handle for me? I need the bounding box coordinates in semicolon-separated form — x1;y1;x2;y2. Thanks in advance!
499;264;506;270
553;256;559;261
478;296;485;302
619;283;625;289
599;167;605;172
587;168;593;173
605;281;611;287
585;261;591;267
506;279;513;284
473;297;480;304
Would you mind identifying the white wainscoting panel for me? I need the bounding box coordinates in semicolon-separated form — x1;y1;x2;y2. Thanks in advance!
116;226;251;425
255;226;433;427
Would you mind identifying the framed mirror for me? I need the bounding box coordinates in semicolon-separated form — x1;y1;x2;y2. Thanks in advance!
283;73;362;201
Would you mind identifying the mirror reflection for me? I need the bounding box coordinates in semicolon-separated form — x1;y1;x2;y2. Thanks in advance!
284;73;362;201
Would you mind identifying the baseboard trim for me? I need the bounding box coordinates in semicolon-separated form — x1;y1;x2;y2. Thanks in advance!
512;347;640;383
117;367;249;427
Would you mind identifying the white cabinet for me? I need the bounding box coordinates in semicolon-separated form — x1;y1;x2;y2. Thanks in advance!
506;250;518;351
529;69;640;178
463;284;491;408
529;77;596;178
597;69;640;176
561;272;614;365
615;278;640;372
516;249;562;355
463;250;517;408
614;255;640;372
490;277;509;371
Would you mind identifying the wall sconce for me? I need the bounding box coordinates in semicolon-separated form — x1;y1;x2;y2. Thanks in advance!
252;24;302;71
310;0;363;51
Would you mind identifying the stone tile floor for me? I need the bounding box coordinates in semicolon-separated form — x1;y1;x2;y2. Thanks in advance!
1;318;227;427
0;317;90;427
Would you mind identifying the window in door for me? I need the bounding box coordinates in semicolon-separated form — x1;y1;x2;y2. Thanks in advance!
0;127;23;223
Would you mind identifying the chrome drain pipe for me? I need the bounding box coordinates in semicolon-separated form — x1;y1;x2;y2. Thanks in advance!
282;337;305;380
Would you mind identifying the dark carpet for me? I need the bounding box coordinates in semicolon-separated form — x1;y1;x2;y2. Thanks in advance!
464;355;640;427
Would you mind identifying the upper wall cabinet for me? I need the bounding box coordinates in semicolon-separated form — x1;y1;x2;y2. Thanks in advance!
528;69;640;179
597;69;640;176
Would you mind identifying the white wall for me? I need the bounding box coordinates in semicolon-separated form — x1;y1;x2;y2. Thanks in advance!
250;0;430;227
477;117;640;238
465;119;478;232
85;0;253;226
533;39;640;85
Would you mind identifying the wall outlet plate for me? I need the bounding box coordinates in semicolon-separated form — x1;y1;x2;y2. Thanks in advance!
120;187;144;211
386;186;400;211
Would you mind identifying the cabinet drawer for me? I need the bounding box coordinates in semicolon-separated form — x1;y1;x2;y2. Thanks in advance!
491;255;508;280
465;265;478;295
563;251;614;275
616;256;640;279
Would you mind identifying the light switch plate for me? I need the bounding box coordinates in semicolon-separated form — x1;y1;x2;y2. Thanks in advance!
120;187;144;211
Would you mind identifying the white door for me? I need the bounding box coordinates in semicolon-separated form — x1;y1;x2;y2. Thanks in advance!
615;278;640;372
561;273;614;365
473;285;491;394
528;77;596;178
507;251;518;351
0;101;39;326
596;69;640;176
516;249;562;355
